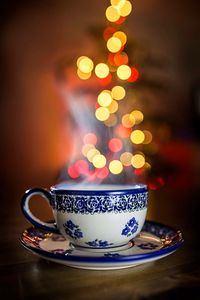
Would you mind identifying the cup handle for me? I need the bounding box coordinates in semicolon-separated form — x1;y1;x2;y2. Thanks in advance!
21;188;59;233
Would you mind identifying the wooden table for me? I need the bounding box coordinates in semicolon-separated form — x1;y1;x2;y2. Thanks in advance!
1;186;200;299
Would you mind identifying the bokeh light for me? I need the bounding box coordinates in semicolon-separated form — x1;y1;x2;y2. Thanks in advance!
96;166;109;179
104;114;118;127
131;154;145;168
122;113;135;128
83;133;97;145
77;69;92;80
77;56;94;73
68;165;80;179
93;154;107;168
87;148;100;162
95;107;110;121
107;100;119;113
95;63;110;78
109;160;123;174
116;124;132;138
111;86;126;100
113;52;129;66
108;138;123;152
127;67;139;82
75;159;89;174
130;130;145;144
113;31;127;46
82;144;95;157
130;110;144;124
143;130;153;144
117;64;131;80
105;5;120;22
120;152;133;166
103;26;116;40
120;0;132;17
107;37;122;53
97;90;113;107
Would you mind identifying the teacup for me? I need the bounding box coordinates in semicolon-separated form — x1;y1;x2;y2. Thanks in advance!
21;182;148;251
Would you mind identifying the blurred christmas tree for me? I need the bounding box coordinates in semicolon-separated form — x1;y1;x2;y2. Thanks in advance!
59;0;172;190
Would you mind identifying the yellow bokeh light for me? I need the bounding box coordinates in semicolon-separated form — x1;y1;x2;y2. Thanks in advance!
104;114;117;127
95;107;110;121
87;148;100;162
143;130;153;144
111;86;126;100
117;65;131;80
111;0;126;8
144;162;151;171
107;100;119;113
76;56;87;67
78;57;94;73
109;160;123;174
130;130;145;144
82;144;95;157
120;0;132;17
107;37;122;53
122;114;135;128
113;31;127;46
120;152;133;166
105;5;120;22
97;90;113;107
130;110;144;124
95;63;110;78
93;154;107;168
77;69;91;80
131;154;145;169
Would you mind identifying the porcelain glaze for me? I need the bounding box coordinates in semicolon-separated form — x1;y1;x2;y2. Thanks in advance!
21;183;148;250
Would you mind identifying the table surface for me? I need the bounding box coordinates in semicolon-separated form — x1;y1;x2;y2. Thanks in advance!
1;186;200;300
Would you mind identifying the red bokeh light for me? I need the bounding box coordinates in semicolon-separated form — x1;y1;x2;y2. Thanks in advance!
108;138;123;152
97;73;112;86
116;124;132;138
134;168;144;176
75;160;89;175
96;166;109;179
68;165;80;179
115;16;126;25
83;133;97;145
148;177;165;190
108;53;116;66
103;26;116;40
127;67;139;82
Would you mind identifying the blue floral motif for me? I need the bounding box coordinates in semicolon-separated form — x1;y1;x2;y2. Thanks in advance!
121;217;139;237
63;220;83;240
137;242;159;250
86;239;113;248
54;192;148;215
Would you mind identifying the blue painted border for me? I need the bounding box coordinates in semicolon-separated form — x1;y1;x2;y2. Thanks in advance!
20;221;184;264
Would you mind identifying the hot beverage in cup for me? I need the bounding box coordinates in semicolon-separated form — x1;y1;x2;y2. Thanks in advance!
21;183;148;251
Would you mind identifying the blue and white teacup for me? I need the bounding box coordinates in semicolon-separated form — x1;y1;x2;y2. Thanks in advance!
21;183;148;251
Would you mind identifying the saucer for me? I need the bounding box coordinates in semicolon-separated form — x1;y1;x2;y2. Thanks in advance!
20;220;183;270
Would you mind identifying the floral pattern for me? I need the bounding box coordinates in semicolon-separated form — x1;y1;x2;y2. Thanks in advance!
121;217;139;237
63;220;83;240
50;192;148;215
86;239;113;248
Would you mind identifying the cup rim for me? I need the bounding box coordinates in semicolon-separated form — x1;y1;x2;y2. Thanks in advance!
50;182;148;195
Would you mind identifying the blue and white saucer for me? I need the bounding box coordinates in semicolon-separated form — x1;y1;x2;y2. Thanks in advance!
20;220;183;270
